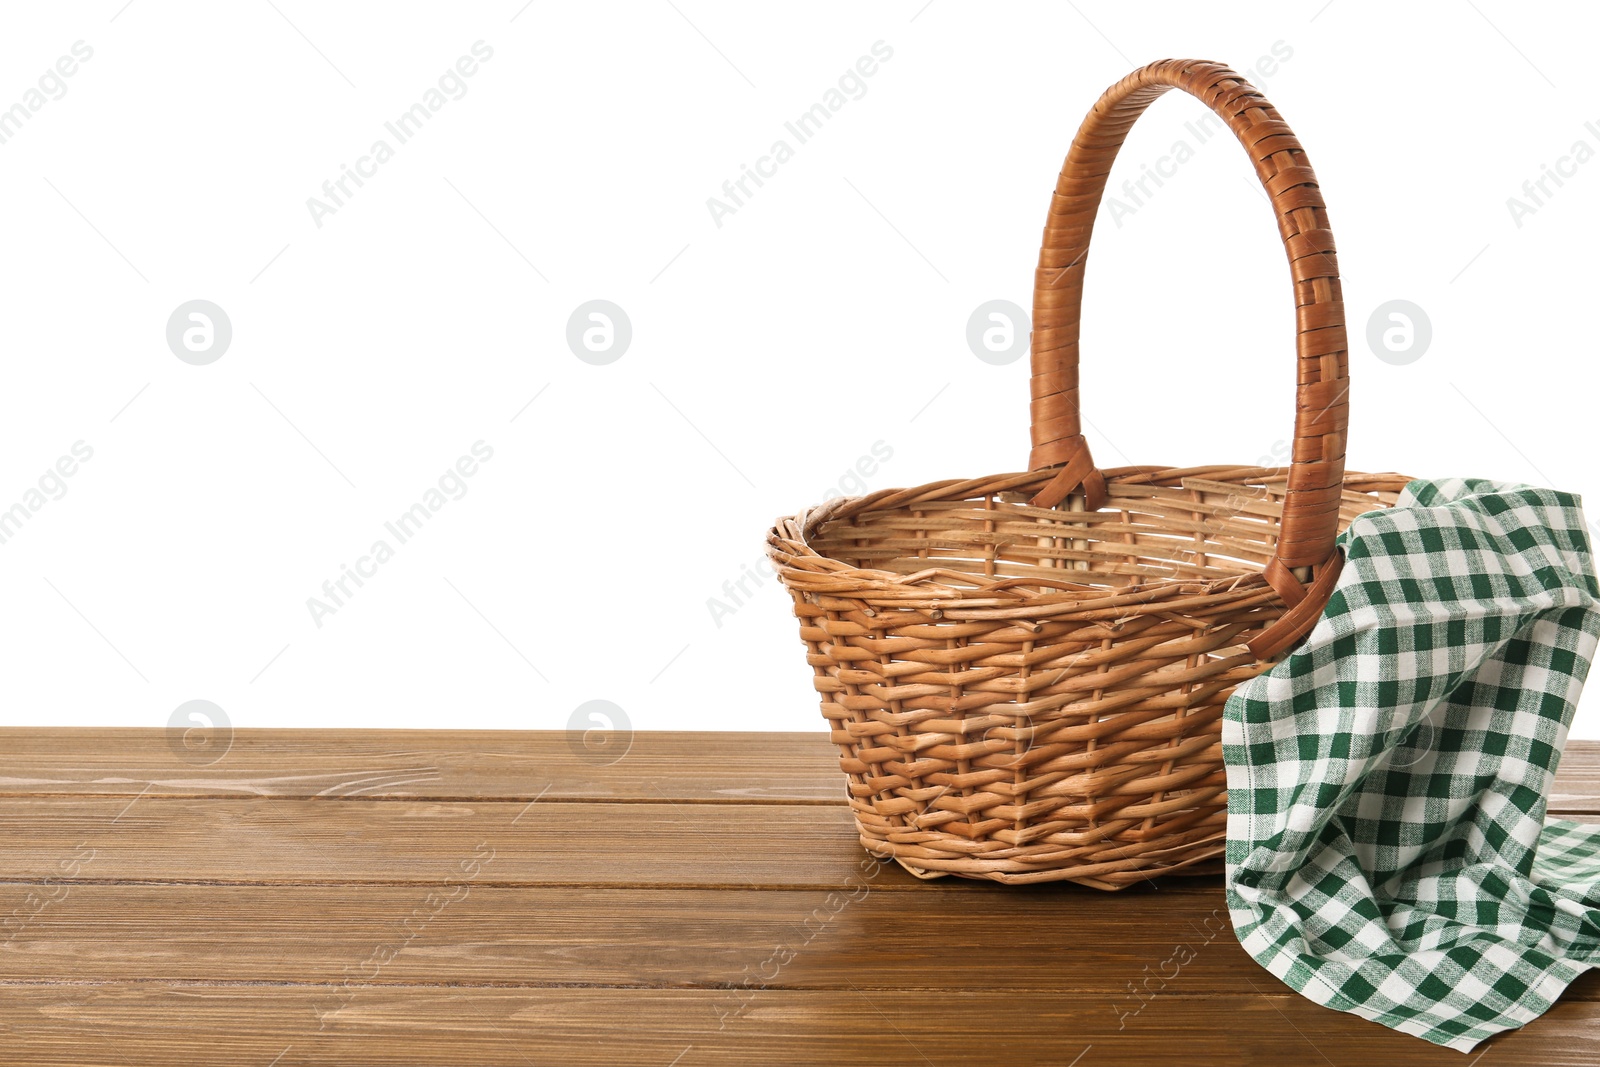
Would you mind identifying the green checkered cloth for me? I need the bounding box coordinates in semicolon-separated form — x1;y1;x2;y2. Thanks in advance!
1224;477;1600;1051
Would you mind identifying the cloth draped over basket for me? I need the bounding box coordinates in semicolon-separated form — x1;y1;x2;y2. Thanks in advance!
1225;477;1600;1051
767;58;1415;889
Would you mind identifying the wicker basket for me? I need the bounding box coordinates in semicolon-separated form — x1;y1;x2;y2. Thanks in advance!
766;59;1413;890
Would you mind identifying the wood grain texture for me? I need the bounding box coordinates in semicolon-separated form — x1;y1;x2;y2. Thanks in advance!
3;987;1600;1067
1552;739;1600;811
18;798;1577;888
0;728;1595;1064
0;796;901;888
7;729;1591;811
0;728;841;802
1;882;1597;1002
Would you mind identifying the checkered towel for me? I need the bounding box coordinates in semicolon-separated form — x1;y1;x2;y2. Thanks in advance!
1224;477;1600;1051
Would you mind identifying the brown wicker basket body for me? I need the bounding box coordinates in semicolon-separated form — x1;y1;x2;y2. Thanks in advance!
766;60;1413;890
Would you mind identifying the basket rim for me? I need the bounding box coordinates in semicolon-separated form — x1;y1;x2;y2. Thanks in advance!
766;464;1414;608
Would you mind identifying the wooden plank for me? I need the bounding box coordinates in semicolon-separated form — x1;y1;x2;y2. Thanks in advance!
2;800;1592;891
5;730;1594;812
0;729;842;803
1553;740;1600;812
2;795;1122;891
0;985;1592;1065
0;882;1595;1003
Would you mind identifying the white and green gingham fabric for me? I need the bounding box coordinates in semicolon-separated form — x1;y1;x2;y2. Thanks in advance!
1224;477;1600;1051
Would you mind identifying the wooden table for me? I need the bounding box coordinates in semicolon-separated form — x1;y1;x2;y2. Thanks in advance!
2;730;1597;1065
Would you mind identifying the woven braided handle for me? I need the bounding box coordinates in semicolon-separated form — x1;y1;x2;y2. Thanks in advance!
1028;58;1349;630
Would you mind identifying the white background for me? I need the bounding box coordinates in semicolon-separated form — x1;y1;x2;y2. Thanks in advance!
1;1;1596;740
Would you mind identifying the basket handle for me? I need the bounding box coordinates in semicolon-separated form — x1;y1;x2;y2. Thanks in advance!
1028;58;1349;635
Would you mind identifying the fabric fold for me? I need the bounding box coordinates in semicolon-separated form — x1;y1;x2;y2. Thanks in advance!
1224;477;1600;1051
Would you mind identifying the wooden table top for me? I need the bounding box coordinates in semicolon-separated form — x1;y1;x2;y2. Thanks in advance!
2;729;1597;1065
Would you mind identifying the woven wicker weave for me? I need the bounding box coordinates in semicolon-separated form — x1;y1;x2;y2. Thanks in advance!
766;59;1414;890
